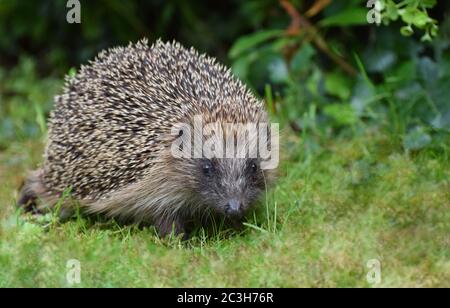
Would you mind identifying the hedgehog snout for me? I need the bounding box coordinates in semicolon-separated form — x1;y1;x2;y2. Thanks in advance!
224;198;244;219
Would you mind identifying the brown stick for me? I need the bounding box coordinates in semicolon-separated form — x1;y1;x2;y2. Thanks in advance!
305;0;332;18
279;0;302;35
279;0;358;76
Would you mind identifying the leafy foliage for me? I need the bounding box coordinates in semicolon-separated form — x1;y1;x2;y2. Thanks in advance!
380;0;439;41
227;0;449;152
0;58;61;149
0;0;448;151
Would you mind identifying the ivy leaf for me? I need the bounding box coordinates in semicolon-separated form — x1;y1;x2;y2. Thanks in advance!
268;56;289;84
403;127;432;151
417;57;439;87
350;78;376;115
364;49;397;73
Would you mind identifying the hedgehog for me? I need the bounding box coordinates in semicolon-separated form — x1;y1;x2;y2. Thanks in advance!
18;39;278;237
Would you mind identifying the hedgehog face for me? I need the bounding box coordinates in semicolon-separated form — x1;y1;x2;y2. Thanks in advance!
195;157;266;221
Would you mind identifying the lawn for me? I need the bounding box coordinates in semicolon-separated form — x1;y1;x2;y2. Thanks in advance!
1;127;448;287
1;0;449;289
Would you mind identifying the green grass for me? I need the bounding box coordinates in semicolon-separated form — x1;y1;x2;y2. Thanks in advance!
1;57;449;287
1;129;449;287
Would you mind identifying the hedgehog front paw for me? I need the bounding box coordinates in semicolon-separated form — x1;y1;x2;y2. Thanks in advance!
156;216;187;240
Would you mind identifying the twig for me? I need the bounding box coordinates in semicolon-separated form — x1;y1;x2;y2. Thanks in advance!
279;0;358;76
279;0;302;35
305;0;331;18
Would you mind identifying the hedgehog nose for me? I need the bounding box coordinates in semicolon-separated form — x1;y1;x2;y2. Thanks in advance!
225;199;242;217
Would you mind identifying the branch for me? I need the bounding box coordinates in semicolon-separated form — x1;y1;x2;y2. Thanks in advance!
279;0;358;76
305;0;331;18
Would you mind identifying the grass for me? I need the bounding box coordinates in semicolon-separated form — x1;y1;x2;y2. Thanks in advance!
1;126;449;287
0;57;449;287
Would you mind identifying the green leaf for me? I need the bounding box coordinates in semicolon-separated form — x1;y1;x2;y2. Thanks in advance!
290;43;315;74
400;25;414;36
394;82;422;101
324;103;358;126
417;57;439;86
364;49;397;73
324;71;352;100
403;127;432;151
320;8;368;27
431;111;450;131
268;57;289;84
421;0;437;8
386;60;416;82
248;51;288;85
68;67;77;78
350;78;376;115
231;55;251;80
399;7;431;29
228;29;284;59
384;0;399;21
421;32;432;42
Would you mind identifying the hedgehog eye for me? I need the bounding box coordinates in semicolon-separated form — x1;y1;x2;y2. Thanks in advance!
251;163;258;173
247;160;259;174
202;161;213;177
